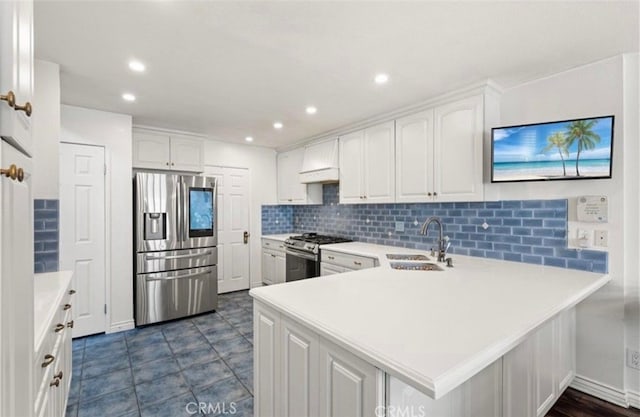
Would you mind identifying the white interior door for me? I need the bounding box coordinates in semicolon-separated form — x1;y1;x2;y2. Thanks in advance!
59;143;106;337
206;166;250;293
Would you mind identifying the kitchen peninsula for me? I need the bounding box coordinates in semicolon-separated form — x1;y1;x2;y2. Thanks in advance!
250;243;610;417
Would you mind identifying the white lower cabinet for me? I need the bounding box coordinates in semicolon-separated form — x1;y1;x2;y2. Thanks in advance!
254;301;380;417
320;263;345;276
503;308;575;417
34;282;74;417
321;250;376;274
318;338;379;417
261;238;286;285
388;359;502;417
254;300;576;417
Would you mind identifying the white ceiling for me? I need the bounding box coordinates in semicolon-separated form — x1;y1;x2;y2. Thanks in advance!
35;1;638;148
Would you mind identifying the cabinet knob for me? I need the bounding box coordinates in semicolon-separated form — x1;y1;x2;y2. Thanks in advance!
353;261;362;266
166;162;170;166
67;320;74;328
54;323;65;333
49;378;60;388
54;371;63;380
63;303;72;311
69;289;76;295
14;101;32;117
427;192;432;196
433;192;437;197
327;256;335;260
41;354;55;368
171;162;175;166
0;91;15;108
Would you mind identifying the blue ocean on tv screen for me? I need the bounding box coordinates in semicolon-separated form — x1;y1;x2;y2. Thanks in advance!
492;116;613;182
190;190;213;230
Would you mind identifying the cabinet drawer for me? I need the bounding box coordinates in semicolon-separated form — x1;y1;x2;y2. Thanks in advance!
321;250;376;270
262;238;286;253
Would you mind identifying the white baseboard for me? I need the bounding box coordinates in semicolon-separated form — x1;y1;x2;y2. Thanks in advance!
108;319;135;333
628;389;640;409
570;374;629;408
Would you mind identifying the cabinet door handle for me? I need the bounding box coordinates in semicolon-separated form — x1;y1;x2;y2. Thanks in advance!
1;90;15;108
69;289;76;295
54;371;63;380
63;303;72;310
271;254;276;258
67;320;74;328
14;101;32;117
327;256;335;260
49;378;60;387
353;261;362;266
42;354;55;367
54;323;65;333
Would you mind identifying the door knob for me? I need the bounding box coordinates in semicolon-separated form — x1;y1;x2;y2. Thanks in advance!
243;231;250;244
14;101;32;117
0;91;15;108
0;164;17;180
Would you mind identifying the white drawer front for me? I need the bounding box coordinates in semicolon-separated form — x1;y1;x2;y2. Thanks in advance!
321;250;376;270
262;238;286;253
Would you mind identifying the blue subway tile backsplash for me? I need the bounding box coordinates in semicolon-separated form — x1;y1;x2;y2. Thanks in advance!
34;199;59;273
261;184;608;273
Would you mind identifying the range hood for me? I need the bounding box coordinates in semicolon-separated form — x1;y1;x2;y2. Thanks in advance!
299;139;339;183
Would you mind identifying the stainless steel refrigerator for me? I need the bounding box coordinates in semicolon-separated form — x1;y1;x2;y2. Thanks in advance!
134;172;218;325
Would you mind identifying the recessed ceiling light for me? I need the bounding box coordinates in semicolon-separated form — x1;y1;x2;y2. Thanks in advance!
374;73;389;84
128;60;146;73
122;93;136;102
273;122;283;129
245;136;254;142
305;106;317;115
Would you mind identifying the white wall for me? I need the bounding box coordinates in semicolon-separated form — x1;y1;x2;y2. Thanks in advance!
486;55;639;403
622;53;640;400
201;139;277;287
61;105;134;333
32;60;60;199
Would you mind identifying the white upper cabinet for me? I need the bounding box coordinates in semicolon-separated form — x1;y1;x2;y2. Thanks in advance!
338;130;364;204
277;148;322;205
339;121;395;204
396;95;484;202
169;134;204;172
0;0;34;155
433;95;484;201
395;109;435;203
132;130;204;172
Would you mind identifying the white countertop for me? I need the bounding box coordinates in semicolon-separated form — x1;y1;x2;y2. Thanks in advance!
34;271;73;351
250;243;610;399
261;234;292;242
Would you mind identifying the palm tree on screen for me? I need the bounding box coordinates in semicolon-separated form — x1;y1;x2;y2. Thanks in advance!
542;132;569;176
565;119;601;176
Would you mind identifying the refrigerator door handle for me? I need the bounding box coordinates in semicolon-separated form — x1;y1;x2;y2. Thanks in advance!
182;179;189;243
144;250;213;261
145;269;213;282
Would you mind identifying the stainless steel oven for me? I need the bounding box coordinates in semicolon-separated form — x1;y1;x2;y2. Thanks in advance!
284;233;352;282
285;247;320;282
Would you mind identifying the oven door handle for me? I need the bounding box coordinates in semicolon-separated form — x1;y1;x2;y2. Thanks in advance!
285;248;317;261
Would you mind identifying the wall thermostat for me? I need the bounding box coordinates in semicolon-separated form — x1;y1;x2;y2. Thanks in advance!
577;196;608;223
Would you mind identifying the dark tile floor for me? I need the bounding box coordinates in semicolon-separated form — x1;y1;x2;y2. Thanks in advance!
66;290;254;417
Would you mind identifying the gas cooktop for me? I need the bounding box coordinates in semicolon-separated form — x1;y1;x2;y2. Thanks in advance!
288;233;352;245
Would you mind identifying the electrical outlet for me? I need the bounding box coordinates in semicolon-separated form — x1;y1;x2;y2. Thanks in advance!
628;348;640;370
594;230;608;247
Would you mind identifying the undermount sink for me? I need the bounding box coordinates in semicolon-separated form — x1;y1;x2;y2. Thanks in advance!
390;262;443;271
386;254;430;261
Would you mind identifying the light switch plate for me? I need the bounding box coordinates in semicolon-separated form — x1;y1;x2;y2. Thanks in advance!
594;230;608;247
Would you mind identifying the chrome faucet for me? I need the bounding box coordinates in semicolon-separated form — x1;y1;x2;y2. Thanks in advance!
420;216;447;262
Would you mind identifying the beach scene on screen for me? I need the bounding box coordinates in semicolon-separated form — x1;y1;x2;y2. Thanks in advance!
492;116;613;182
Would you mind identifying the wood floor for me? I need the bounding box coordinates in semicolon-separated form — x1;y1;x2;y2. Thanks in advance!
546;388;640;417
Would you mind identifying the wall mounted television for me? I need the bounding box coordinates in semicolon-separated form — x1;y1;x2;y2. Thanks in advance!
491;115;614;183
